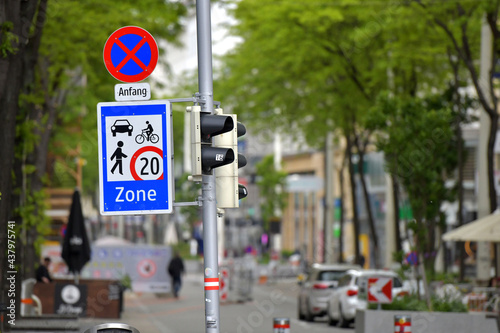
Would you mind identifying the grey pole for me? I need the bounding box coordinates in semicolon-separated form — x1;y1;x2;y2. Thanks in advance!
196;1;220;332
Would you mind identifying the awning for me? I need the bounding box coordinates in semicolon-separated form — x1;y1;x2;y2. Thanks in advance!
442;213;500;242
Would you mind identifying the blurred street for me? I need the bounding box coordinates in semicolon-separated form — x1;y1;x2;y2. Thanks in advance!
79;272;353;333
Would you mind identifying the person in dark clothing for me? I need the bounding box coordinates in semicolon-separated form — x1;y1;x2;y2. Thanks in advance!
168;252;185;298
35;257;53;283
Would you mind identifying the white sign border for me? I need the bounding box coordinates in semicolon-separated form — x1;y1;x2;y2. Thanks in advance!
97;100;174;216
367;276;393;304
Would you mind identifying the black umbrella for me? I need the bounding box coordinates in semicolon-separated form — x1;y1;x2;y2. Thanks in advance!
62;189;91;282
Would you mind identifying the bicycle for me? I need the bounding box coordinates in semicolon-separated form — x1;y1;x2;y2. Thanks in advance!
135;129;159;144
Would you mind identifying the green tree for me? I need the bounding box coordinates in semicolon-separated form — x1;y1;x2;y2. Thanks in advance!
1;0;49;313
1;0;190;309
369;92;459;305
255;155;288;229
409;0;497;214
218;0;455;266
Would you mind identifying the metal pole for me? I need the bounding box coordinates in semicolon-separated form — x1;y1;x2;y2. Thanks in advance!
196;1;220;332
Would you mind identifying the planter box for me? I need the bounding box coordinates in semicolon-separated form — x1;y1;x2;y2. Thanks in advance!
355;309;498;333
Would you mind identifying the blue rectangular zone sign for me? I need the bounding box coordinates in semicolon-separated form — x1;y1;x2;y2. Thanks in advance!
97;101;173;215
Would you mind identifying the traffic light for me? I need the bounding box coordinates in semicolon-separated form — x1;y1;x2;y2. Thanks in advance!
187;105;236;182
213;108;247;208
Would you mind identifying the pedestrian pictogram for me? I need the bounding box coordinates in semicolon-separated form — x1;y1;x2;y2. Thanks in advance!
97;101;173;215
110;141;128;175
368;277;393;303
103;26;158;83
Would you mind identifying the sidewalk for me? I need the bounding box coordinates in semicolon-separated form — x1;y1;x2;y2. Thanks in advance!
79;273;204;333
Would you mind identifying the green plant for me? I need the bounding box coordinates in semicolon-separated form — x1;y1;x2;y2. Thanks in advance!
370;294;427;311
281;250;293;259
431;294;467;313
0;22;19;57
259;252;270;265
120;274;132;290
369;293;467;313
172;241;199;260
432;272;460;285
255;155;288;230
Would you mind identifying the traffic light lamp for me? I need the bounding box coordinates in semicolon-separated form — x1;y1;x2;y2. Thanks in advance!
187;105;236;182
213;108;247;208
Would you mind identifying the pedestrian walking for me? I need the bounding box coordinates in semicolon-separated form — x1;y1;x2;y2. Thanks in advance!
168;252;185;298
35;257;53;283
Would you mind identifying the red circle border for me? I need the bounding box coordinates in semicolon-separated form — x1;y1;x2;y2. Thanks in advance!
103;26;159;83
130;146;164;181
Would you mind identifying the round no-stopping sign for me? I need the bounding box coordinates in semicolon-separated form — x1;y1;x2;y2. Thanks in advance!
103;26;158;82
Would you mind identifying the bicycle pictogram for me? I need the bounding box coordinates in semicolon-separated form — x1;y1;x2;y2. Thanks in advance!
135;121;159;144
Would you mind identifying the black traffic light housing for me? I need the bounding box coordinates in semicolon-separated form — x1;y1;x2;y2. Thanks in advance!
213;108;247;208
188;106;236;181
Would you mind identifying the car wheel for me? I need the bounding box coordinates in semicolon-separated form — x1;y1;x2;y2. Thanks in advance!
326;304;337;326
297;301;305;320
305;303;314;322
338;305;350;328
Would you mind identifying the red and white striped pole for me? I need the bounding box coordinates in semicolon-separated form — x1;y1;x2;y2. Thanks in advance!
273;318;290;333
204;277;220;291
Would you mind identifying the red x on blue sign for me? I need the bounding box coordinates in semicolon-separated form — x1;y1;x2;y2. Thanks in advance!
103;26;158;83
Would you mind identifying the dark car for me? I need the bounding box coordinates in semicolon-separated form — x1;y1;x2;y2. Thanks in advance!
111;119;133;136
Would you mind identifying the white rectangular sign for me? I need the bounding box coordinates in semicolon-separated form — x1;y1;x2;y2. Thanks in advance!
114;83;151;101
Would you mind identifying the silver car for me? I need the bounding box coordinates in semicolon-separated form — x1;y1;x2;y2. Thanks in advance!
326;269;408;328
297;263;361;321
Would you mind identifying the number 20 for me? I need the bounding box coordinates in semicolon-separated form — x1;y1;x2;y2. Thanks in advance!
140;157;160;175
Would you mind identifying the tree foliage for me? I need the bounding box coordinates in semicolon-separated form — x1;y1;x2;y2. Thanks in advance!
39;0;190;193
0;0;191;306
369;92;459;270
255;155;288;228
218;0;487;271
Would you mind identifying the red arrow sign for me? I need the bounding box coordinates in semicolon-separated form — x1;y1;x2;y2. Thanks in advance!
368;277;393;303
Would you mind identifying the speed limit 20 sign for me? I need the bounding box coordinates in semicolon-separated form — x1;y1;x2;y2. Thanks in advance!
97;100;173;215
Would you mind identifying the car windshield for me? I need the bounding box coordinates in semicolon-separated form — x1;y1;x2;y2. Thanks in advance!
114;120;129;125
317;270;347;281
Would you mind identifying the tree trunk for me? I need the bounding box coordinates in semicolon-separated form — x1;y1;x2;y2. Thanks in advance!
448;48;466;281
356;143;380;268
392;174;402;253
346;134;360;265
338;152;346;263
0;0;42;307
487;112;499;213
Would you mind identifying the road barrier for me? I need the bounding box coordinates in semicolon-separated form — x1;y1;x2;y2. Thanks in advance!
273;317;290;333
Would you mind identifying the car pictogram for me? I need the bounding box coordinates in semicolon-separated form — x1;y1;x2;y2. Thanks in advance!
111;119;133;136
